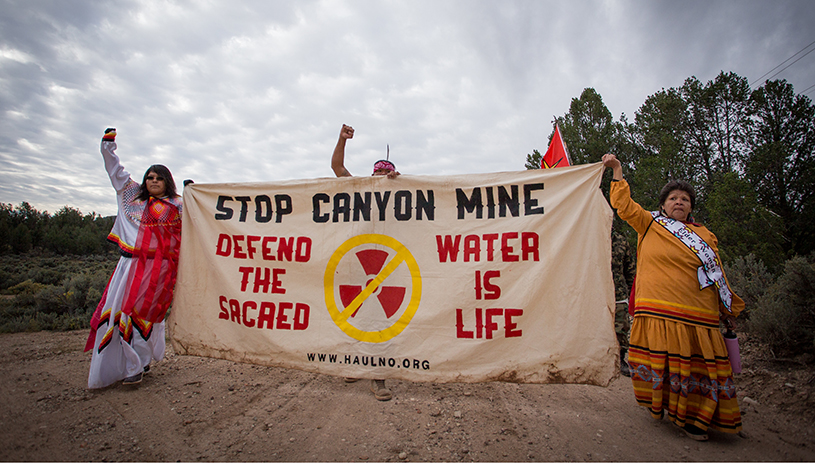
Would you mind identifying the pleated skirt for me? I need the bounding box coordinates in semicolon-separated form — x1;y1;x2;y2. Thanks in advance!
628;316;742;433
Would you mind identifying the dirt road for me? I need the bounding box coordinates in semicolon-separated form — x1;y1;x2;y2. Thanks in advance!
0;330;812;461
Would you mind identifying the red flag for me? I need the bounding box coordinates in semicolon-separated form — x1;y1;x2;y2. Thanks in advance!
541;124;571;169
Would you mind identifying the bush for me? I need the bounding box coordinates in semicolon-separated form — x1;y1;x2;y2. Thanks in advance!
6;279;47;296
8;280;47;309
749;254;815;357
28;267;67;286
0;255;117;332
0;297;25;329
0;315;31;333
35;284;71;315
725;254;775;319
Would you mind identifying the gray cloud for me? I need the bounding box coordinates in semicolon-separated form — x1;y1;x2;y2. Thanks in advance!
1;0;813;216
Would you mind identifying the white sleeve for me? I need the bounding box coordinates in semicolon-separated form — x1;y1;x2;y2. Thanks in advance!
101;140;133;192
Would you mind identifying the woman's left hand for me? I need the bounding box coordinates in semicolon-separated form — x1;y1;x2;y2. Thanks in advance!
602;153;623;180
721;314;737;330
601;153;619;169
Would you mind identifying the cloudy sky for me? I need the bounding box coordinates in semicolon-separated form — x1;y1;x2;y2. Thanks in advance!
1;0;814;216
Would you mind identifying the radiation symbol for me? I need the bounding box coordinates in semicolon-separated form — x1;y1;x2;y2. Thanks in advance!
340;249;406;319
324;234;422;343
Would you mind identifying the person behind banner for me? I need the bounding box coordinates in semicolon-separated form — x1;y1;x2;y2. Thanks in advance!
611;227;635;377
332;124;400;179
602;153;745;442
331;123;398;401
85;128;183;389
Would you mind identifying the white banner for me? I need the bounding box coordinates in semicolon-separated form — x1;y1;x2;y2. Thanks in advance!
169;162;617;385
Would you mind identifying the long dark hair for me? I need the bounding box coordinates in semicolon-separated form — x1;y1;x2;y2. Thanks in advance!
136;164;178;201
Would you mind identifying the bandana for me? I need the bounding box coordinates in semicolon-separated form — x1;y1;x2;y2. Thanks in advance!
373;160;396;174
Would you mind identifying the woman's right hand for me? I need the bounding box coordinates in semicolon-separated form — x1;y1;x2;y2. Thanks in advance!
339;124;354;140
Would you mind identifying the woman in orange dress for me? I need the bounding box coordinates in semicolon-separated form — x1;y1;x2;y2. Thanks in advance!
603;153;744;441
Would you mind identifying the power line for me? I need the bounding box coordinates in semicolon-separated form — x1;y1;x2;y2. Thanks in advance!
762;47;815;85
750;39;815;87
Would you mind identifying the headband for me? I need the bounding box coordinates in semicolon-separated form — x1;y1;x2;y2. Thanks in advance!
373;160;396;174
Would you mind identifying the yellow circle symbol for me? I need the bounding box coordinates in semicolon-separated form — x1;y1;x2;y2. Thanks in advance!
324;234;422;343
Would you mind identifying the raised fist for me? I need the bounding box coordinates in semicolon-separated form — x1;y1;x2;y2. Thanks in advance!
340;124;354;140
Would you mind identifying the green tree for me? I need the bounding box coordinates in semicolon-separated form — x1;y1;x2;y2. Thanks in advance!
10;202;47;251
705;172;785;270
46;208;115;255
556;88;627;201
50;206;83;228
10;224;32;254
524;149;542;170
0;202;115;256
558;88;616;165
624;88;696;211
624;72;752;228
745;79;815;257
681;72;751;192
0;203;12;254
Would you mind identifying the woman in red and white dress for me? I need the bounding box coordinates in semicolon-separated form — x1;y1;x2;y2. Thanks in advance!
86;128;183;388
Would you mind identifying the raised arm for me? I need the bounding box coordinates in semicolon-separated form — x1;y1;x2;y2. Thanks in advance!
100;128;132;191
602;153;623;181
331;124;354;178
604;153;654;234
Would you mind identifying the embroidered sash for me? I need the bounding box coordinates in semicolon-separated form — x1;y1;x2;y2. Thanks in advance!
651;212;734;313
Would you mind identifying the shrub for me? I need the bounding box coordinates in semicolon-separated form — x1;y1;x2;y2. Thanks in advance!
6;279;47;296
749;254;815;357
8;280;47;309
28;267;66;286
0;315;32;333
35;285;70;315
0;269;14;292
0;294;28;320
0;255;116;332
725;254;775;319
